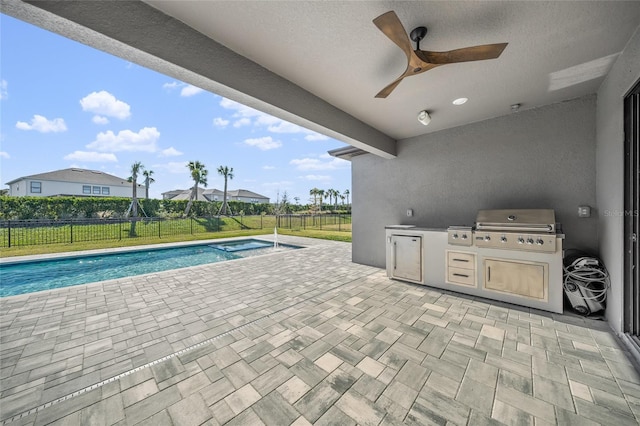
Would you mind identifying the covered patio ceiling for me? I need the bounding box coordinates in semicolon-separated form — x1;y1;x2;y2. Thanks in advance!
4;1;640;159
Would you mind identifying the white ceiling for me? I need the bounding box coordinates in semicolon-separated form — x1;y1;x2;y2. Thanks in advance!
144;1;640;141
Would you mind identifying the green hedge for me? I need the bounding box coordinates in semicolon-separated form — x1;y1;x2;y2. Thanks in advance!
0;196;279;220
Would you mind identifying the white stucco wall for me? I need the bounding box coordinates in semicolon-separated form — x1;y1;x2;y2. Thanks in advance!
352;95;598;268
596;24;640;334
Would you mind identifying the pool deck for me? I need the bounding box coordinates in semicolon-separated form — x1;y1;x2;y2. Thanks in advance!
1;236;640;425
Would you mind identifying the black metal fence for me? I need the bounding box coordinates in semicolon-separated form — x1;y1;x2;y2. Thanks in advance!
0;214;351;248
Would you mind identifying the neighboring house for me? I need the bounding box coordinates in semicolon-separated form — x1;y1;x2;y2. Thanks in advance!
161;187;207;201
4;168;142;198
162;188;269;203
205;189;269;204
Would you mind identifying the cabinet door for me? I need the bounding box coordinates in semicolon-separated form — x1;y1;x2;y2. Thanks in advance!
484;258;547;300
392;235;422;282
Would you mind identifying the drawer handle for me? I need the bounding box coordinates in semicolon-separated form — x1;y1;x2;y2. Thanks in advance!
453;258;469;262
453;273;469;278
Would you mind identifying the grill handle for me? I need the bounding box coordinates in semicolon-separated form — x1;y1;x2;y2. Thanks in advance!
476;224;553;232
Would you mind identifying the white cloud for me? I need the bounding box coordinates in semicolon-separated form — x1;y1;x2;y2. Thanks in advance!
0;80;7;100
159;147;183;157
266;121;303;134
181;85;204;97
162;81;180;91
80;91;131;120
64;151;118;162
290;156;349;171
244;136;282;151
305;133;329;141
262;165;276;170
213;117;229;128
92;115;109;125
87;127;160;152
16;115;67;133
153;161;189;174
261;180;293;188
0;151;10;159
233;118;251;128
163;81;205;97
300;174;331;181
219;97;329;140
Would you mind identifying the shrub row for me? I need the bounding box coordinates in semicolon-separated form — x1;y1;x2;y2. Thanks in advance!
0;196;279;220
0;196;352;220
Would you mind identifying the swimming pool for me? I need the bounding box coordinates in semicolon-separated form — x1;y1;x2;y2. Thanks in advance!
0;239;298;297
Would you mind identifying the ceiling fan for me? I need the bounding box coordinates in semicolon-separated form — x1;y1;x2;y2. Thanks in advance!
373;11;508;98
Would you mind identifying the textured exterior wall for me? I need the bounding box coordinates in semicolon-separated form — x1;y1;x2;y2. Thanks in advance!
596;25;640;333
353;95;597;268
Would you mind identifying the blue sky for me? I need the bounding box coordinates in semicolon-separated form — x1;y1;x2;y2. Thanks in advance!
0;14;351;204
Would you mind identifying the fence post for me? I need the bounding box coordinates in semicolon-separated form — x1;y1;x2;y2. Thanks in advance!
70;220;74;244
158;219;161;238
119;220;122;240
261;215;263;229
191;218;193;235
339;214;341;231
7;220;10;248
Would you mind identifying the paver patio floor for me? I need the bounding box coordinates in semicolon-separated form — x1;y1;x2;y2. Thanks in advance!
1;236;640;425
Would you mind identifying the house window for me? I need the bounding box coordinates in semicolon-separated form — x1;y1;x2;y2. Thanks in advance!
30;181;41;193
83;185;91;194
102;187;110;195
93;186;101;194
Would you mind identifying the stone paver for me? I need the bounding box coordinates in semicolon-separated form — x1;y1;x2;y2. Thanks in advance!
1;236;640;425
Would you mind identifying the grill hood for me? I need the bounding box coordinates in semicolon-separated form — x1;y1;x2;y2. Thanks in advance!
475;209;556;233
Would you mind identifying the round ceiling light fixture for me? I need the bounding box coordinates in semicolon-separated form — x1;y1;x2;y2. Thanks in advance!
452;97;468;105
417;110;431;126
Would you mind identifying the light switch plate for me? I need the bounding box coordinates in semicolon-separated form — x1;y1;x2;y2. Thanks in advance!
578;206;591;218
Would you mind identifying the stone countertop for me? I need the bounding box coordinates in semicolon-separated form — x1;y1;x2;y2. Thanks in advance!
385;225;448;232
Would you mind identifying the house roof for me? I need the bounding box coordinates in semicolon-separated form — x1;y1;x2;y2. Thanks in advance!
5;168;136;186
204;189;269;200
161;187;207;201
8;1;639;160
163;188;269;201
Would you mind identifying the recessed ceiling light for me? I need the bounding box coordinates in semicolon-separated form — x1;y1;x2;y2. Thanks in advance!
452;97;468;105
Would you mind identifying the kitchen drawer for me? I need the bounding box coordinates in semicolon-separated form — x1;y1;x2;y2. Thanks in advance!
447;266;476;286
447;251;476;270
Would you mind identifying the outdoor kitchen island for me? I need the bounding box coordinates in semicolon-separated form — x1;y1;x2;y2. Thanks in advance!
386;216;565;313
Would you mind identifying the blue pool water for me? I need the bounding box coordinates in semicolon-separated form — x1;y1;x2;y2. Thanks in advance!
0;239;296;297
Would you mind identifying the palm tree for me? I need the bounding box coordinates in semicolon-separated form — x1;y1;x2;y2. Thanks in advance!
324;190;331;210
184;161;208;216
309;188;320;208
128;161;143;236
143;169;155;199
344;189;350;205
317;189;325;212
217;165;234;215
332;189;339;210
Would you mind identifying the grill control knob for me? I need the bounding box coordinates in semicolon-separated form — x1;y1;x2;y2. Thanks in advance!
536;239;544;245
484;235;491;242
461;234;468;240
452;233;459;239
517;237;525;244
526;238;534;245
500;236;507;243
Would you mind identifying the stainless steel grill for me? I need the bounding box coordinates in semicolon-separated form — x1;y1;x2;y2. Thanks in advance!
474;209;558;253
